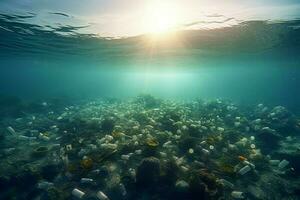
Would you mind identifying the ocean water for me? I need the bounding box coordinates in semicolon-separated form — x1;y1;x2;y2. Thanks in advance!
1;15;300;109
1;2;300;200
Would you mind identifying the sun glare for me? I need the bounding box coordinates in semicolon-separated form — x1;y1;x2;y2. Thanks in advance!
144;1;180;35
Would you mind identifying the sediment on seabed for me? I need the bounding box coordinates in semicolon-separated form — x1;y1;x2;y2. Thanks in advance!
0;95;300;200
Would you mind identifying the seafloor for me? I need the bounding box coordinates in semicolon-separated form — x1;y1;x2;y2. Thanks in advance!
0;94;299;200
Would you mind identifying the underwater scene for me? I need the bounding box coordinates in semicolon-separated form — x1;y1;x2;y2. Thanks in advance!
1;0;300;199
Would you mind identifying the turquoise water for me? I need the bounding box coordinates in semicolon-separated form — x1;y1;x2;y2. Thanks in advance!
1;2;300;200
0;15;300;110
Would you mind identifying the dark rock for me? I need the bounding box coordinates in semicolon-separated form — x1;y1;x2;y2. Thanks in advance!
188;169;221;200
41;164;61;181
178;136;198;154
159;116;176;132
161;159;180;185
40;187;65;200
189;177;207;200
108;183;128;200
25;188;42;200
101;118;115;133
256;129;281;154
136;157;160;187
198;170;218;190
0;176;11;189
175;180;189;193
121;175;136;199
11;169;39;190
189;125;201;137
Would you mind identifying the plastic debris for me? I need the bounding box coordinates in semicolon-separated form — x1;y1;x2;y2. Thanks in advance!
80;178;94;184
238;165;251;175
37;181;54;190
6;126;16;135
96;191;110;200
121;154;130;160
119;183;127;197
278;159;289;169
218;179;234;189
18;135;37;141
66;144;72;151
135;149;142;155
269;160;280;166
231;191;244;199
243;160;255;169
72;188;85;199
201;148;210;155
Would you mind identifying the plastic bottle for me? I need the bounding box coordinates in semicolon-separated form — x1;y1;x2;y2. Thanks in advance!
72;188;85;199
37;181;54;190
238;165;251;175
231;191;244;199
80;178;94;184
96;191;110;200
269;160;280;165
278;159;289;169
218;179;234;189
7;126;16;135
